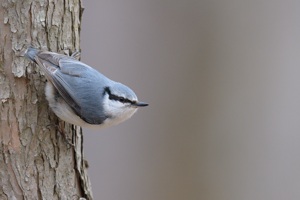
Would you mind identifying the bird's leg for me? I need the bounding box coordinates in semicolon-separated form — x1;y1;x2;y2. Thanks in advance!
62;48;81;60
70;50;81;60
57;122;75;147
47;122;74;147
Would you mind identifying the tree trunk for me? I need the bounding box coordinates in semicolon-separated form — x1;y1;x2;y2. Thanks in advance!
0;0;93;199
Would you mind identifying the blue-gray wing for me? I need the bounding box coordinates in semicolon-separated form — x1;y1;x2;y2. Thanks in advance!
34;52;108;124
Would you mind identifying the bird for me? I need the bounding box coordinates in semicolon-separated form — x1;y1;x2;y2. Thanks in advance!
24;47;148;129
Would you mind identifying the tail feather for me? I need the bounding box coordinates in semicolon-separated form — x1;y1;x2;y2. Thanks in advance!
24;46;39;63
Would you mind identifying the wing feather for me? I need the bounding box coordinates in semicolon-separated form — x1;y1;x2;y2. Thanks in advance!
35;54;81;120
33;51;107;124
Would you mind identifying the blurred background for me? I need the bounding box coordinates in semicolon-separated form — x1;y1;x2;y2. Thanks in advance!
81;1;300;200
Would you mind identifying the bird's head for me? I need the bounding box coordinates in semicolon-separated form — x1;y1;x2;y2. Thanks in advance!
102;82;148;126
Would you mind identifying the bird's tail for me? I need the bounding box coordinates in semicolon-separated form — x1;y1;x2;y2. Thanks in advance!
24;46;39;63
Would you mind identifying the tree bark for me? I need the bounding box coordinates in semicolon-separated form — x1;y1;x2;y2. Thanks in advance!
0;0;93;199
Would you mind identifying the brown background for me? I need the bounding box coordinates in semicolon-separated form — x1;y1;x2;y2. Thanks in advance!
81;1;300;200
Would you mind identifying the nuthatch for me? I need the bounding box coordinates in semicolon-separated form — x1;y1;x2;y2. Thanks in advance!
25;47;148;128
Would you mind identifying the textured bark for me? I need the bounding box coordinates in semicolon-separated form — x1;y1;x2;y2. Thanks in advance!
0;0;93;199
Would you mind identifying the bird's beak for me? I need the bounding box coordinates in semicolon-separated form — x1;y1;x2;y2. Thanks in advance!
133;101;149;107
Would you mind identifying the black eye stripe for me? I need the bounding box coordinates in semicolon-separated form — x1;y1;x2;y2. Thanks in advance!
104;87;134;104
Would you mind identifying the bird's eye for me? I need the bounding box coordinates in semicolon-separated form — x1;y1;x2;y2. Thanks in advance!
119;97;125;102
